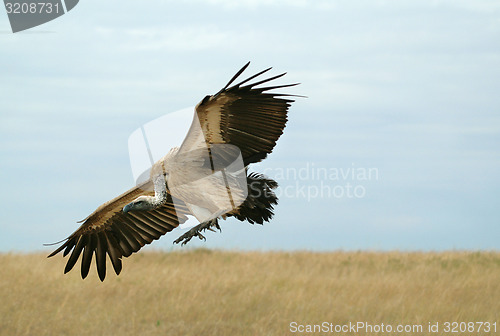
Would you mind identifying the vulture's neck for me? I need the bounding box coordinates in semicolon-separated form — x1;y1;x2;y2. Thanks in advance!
148;147;178;209
150;173;168;208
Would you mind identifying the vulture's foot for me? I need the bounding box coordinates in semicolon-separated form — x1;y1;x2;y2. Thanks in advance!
174;218;220;245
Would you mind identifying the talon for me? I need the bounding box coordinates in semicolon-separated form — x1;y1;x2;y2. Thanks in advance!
174;218;220;245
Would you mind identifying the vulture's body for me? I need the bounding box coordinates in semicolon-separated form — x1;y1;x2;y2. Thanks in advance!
48;62;299;280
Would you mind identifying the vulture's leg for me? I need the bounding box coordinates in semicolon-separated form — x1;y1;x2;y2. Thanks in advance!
173;218;221;245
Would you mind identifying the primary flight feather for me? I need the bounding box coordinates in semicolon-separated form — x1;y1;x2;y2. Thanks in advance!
47;62;299;281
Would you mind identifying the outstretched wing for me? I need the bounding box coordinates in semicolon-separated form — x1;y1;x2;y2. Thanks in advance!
47;181;189;281
179;61;299;165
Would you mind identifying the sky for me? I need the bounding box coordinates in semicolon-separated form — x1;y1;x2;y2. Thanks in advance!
1;0;499;253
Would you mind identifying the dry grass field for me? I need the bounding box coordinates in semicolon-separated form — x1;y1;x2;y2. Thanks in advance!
0;250;499;336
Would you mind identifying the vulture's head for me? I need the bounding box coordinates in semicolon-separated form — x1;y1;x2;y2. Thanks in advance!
123;196;154;213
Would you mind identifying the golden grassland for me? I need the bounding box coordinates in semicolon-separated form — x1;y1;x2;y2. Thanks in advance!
0;250;499;336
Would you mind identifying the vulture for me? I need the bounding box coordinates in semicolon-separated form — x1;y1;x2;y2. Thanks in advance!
47;62;299;281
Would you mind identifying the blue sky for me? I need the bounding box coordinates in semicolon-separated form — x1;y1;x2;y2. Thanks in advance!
1;0;499;252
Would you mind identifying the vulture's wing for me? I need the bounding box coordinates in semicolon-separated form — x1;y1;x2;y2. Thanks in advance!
179;62;299;165
47;181;189;281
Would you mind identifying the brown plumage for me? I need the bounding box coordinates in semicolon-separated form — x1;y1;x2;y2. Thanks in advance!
47;62;299;281
47;180;188;281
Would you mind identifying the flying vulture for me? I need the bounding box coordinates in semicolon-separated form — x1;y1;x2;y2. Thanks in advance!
47;62;299;281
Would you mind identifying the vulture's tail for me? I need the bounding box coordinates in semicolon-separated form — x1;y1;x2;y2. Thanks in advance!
230;172;278;224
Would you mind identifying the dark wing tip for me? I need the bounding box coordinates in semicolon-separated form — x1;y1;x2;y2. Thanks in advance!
43;237;68;247
239;72;287;90
96;233;107;281
46;238;70;258
80;234;97;279
219;61;252;92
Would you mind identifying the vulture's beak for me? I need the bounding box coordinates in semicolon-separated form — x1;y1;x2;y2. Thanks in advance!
123;203;132;213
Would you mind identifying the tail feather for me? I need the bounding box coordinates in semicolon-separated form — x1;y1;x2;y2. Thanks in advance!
230;172;278;224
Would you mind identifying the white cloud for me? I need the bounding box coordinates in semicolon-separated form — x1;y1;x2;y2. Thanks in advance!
171;0;310;9
94;25;234;52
